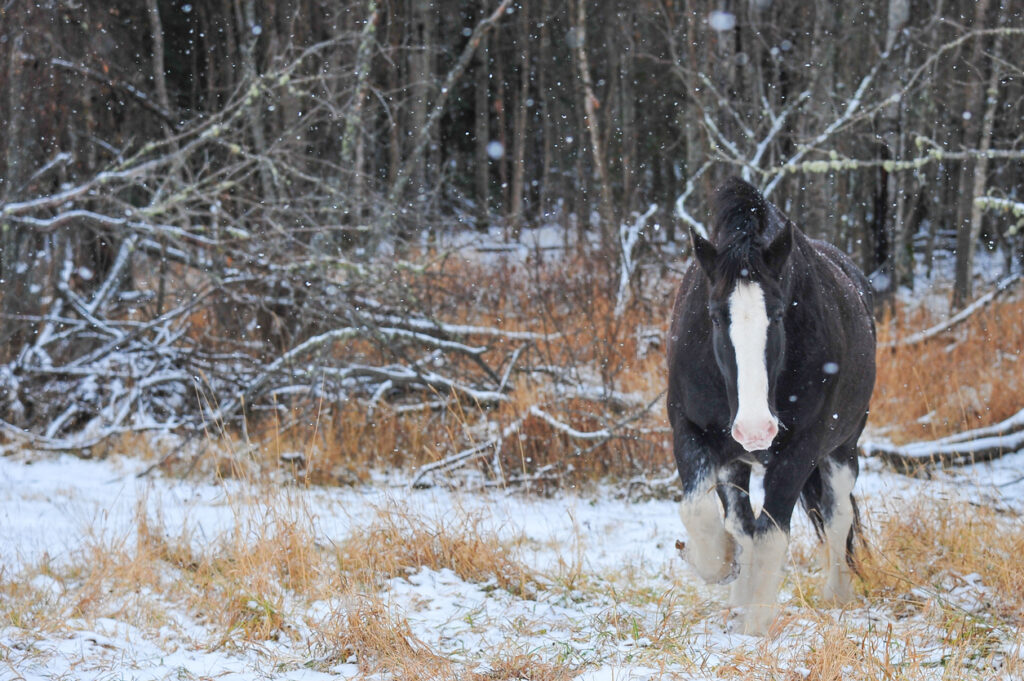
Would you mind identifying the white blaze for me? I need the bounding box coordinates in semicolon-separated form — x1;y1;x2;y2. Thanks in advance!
728;281;778;451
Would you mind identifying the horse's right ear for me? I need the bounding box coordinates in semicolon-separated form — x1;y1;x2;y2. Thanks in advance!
690;227;717;279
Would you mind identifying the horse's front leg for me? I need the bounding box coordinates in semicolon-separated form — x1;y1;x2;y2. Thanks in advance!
715;463;762;626
723;454;814;636
675;432;737;584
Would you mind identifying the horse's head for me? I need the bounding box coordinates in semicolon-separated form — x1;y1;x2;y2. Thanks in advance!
690;210;794;453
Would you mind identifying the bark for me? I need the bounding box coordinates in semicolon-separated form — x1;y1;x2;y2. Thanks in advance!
474;30;490;226
1;27;33;356
493;29;508;213
341;0;379;207
537;0;553;222
238;0;276;200
508;0;530;238
406;0;434;200
952;0;994;309
147;0;171;125
571;0;614;243
955;6;1005;308
617;7;637;213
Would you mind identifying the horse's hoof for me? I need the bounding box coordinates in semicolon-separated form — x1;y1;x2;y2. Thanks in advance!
677;538;740;585
719;555;740;585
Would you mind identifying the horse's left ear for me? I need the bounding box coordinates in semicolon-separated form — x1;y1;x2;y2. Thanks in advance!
690;227;718;280
764;221;794;276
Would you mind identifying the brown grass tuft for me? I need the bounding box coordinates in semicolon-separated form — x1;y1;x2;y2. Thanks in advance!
338;502;538;595
861;493;1024;623
872;295;1024;444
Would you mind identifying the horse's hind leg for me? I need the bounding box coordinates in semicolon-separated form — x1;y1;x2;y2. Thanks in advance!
817;451;859;605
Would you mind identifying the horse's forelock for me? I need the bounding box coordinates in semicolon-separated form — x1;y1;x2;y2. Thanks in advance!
713;177;769;240
707;177;788;290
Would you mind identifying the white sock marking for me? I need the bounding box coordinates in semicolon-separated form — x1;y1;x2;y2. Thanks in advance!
679;483;736;583
822;465;857;605
728;281;777;451
730;527;788;636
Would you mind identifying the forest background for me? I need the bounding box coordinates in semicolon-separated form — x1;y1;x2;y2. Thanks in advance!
0;0;1022;484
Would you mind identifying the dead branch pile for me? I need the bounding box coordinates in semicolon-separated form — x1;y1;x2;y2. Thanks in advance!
0;47;667;487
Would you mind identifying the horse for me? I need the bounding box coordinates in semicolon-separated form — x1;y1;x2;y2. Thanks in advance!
667;177;876;635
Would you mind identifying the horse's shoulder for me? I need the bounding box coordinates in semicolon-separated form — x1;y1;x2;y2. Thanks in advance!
803;237;874;310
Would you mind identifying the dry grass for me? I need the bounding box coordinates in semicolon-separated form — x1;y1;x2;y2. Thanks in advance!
337;501;539;595
5;255;1022;678
873;295;1024;444
860;496;1024;623
3;457;1024;679
312;594;458;679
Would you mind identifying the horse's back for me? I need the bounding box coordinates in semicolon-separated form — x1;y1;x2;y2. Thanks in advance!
809;238;875;322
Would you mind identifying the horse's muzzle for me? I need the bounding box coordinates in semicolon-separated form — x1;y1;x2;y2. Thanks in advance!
731;418;778;452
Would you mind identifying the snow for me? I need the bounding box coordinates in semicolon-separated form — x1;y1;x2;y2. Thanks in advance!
708;11;736;32
1;449;1022;678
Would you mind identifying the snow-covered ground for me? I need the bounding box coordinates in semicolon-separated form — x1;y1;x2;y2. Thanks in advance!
1;449;1023;680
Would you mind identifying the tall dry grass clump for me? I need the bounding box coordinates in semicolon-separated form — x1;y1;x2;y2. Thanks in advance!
860;494;1024;622
337;501;538;595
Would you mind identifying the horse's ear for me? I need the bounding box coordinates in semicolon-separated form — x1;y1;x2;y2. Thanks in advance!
690;227;717;279
764;221;794;276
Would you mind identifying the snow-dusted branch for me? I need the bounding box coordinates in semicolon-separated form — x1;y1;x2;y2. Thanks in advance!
887;273;1021;348
674;162;712;239
763;45;894;197
614;204;658;319
863;407;1024;470
975;196;1024;224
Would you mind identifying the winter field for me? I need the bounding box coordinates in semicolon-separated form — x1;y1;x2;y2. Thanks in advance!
1;435;1023;680
2;242;1023;681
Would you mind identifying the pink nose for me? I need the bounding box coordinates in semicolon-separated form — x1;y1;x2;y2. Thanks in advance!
731;419;778;452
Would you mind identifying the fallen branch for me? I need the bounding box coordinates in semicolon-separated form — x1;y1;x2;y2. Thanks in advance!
863;408;1024;472
408;419;523;488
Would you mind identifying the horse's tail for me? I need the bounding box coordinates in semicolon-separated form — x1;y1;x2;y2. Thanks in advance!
712;176;770;238
847;494;866;576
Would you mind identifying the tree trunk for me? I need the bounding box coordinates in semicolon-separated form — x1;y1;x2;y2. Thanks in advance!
407;0;434;204
341;0;378;210
952;0;994;309
508;0;530;238
571;0;614;244
493;29;508;215
873;0;910;305
617;7;637;214
238;0;276;201
474;30;490;228
537;0;553;224
1;25;33;357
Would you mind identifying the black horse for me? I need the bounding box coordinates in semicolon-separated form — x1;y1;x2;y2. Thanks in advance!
667;177;876;635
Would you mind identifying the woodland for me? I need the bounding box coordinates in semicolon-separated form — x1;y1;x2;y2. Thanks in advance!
0;0;1023;480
